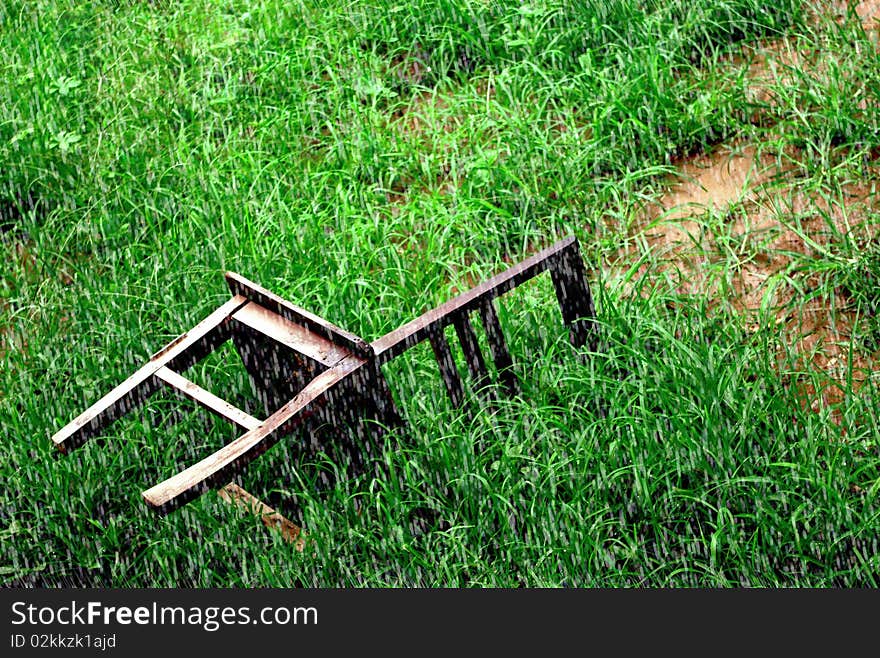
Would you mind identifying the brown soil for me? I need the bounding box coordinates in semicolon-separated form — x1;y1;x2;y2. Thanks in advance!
613;1;880;421
854;0;880;27
618;140;877;422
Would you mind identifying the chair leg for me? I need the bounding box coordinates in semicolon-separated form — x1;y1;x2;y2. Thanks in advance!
366;361;405;431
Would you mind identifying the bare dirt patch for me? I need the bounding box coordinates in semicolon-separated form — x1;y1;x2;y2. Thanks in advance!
853;0;880;28
613;2;880;419
390;89;453;139
617;137;877;419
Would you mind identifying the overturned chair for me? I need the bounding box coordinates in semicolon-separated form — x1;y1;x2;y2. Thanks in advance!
52;236;596;541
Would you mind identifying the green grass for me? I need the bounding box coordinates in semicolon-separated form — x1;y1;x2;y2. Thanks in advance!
1;0;878;586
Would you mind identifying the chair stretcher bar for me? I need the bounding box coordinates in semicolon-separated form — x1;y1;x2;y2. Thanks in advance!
141;354;368;514
51;295;250;453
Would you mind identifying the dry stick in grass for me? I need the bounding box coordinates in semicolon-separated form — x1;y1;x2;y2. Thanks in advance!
218;483;305;551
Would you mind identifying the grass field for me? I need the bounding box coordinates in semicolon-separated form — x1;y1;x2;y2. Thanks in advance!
2;0;879;586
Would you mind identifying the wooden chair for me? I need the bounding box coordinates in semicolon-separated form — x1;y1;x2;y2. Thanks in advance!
52;235;596;540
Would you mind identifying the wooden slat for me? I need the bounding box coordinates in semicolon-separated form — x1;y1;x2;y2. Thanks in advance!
155;366;261;432
453;315;491;392
52;295;249;453
231;302;350;367
225;272;372;359
218;483;304;551
429;330;465;408
549;242;597;351
371;236;577;363
142;354;367;514
478;299;517;396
